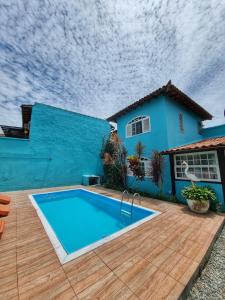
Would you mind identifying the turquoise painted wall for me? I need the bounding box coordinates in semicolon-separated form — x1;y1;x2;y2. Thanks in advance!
116;95;224;202
0;103;110;192
117;96;172;195
164;97;203;148
202;124;225;138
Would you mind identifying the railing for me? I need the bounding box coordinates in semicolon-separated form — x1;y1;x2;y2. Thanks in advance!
120;190;141;216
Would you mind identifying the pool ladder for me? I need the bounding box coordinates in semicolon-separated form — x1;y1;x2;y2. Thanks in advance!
120;190;141;216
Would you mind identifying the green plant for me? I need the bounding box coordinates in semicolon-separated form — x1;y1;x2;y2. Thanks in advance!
150;150;164;192
126;142;145;182
100;134;127;188
182;185;217;203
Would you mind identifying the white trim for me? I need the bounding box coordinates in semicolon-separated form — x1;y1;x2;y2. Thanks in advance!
29;188;160;264
174;150;221;182
127;157;153;179
125;116;151;138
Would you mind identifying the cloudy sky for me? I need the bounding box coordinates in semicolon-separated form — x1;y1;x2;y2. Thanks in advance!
0;0;225;127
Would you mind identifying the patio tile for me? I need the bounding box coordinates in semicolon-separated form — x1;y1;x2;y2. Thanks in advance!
63;251;112;295
18;267;75;300
178;239;202;261
0;265;18;297
114;255;158;293
158;251;183;274
77;272;133;300
169;255;198;285
165;281;184;299
144;243;174;266
17;251;60;286
135;269;178;299
95;240;136;270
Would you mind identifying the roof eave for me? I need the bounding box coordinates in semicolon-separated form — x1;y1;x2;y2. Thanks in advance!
161;145;225;155
107;83;212;122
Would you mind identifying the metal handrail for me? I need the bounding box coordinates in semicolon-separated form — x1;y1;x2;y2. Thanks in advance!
121;190;137;216
120;190;129;210
133;193;141;205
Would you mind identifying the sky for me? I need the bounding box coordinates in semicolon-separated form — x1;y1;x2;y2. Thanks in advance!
0;0;225;127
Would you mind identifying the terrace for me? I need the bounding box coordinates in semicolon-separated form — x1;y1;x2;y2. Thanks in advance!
1;185;224;299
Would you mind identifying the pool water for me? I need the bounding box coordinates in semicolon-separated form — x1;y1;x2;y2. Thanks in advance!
33;189;157;255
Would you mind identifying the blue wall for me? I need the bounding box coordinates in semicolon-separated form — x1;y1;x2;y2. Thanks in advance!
117;96;172;195
164;97;203;148
0;103;110;191
202;124;225;138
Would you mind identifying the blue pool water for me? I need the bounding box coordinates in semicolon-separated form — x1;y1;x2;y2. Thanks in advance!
33;189;155;254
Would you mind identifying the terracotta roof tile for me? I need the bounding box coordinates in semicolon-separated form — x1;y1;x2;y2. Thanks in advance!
107;81;212;122
161;136;225;154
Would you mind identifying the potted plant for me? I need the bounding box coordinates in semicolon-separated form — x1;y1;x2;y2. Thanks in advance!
182;185;217;214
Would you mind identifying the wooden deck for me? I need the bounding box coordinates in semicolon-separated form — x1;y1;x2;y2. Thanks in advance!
0;185;224;299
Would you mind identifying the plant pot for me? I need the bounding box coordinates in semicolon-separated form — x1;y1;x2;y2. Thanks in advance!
187;199;210;214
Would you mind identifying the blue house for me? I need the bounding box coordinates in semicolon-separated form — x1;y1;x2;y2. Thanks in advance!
0;103;110;191
107;81;225;205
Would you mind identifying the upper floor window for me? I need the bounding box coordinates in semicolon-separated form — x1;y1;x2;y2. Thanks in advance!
126;116;150;138
179;113;184;133
174;151;221;182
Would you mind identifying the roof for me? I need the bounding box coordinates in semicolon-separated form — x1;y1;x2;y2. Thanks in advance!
161;136;225;154
107;81;212;122
0;125;25;138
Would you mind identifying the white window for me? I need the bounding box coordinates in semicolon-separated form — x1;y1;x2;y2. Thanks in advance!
126;116;150;138
174;151;221;182
127;158;152;178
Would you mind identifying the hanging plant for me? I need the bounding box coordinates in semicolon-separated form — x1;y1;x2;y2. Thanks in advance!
151;150;164;192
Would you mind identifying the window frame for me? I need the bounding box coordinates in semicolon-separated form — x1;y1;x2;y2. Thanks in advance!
127;157;152;178
174;150;221;183
126;116;150;138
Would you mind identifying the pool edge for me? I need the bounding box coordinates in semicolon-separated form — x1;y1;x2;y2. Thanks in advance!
29;188;161;264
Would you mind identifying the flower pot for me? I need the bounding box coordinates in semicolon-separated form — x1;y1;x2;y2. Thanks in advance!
187;199;210;214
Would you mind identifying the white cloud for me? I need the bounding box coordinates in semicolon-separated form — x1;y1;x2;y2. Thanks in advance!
0;0;224;126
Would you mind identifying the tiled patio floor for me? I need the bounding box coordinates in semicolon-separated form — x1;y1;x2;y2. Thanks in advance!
0;185;224;299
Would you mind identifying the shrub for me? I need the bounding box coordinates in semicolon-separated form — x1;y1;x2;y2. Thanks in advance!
101;134;127;188
182;185;217;203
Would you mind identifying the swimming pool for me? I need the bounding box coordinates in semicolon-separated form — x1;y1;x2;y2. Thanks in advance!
30;189;160;264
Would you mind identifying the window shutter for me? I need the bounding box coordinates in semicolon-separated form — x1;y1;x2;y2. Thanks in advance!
143;118;150;132
126;124;132;137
